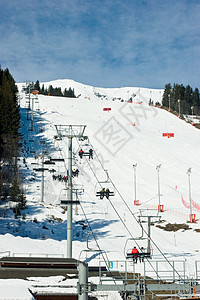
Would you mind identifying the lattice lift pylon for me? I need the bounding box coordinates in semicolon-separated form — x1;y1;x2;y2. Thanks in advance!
54;125;87;259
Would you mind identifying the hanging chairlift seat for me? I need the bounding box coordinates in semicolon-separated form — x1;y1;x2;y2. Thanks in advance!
95;170;115;199
126;251;151;260
96;189;114;199
78;149;93;159
43;160;55;165
50;158;65;162
124;237;151;261
60;200;80;206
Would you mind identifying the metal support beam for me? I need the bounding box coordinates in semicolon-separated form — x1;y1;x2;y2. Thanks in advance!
54;125;87;259
41;154;44;203
147;216;151;253
67;136;73;258
78;262;88;300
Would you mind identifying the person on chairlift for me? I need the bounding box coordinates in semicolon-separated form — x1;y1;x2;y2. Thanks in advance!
131;246;139;263
105;188;110;199
89;148;93;160
139;247;145;262
100;188;105;199
78;149;84;158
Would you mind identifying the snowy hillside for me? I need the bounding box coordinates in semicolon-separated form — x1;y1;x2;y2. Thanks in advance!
1;78;200;284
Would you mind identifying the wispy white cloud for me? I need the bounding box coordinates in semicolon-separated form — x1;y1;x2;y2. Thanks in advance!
0;0;199;88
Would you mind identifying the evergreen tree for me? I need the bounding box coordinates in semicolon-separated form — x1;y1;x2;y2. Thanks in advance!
34;80;40;92
192;88;200;114
162;83;199;115
162;83;172;108
184;85;193;114
0;67;21;202
41;84;45;93
48;85;54;95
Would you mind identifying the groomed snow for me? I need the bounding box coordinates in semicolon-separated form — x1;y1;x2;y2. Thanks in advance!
1;79;200;298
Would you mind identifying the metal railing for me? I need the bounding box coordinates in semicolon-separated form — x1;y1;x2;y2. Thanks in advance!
99;259;187;283
12;253;64;258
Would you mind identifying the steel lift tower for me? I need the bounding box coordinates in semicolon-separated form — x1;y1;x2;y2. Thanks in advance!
55;125;87;259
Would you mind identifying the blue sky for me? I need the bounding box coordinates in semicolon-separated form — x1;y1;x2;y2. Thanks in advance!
0;0;199;89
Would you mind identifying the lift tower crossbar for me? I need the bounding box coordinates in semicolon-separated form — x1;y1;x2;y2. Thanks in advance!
55;125;87;259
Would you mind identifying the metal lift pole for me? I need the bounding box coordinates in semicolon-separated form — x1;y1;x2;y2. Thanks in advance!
41;153;44;203
31;96;34;131
156;164;161;211
133;164;137;205
54;125;87;259
78;261;88;300
147;216;151;253
28;83;31;110
27;83;31;120
67;136;73;258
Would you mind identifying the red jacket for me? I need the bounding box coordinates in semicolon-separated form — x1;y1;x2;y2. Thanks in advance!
131;248;139;256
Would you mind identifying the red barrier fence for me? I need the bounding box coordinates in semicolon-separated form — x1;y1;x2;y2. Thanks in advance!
162;133;174;137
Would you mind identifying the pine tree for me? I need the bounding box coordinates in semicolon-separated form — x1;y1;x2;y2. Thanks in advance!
34;80;40;92
162;83;172;108
162;83;199;116
184;85;193;114
0;67;21;203
192;88;200;114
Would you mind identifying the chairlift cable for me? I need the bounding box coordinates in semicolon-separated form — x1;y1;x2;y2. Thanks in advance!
74;136;183;281
78;195;117;284
76;149;164;280
90;141;184;280
74;136;167;279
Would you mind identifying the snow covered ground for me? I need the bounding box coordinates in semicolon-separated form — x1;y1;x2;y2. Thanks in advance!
1;79;200;298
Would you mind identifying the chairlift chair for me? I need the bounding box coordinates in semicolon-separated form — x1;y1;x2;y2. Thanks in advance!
78;146;93;159
59;188;80;206
95;170;115;199
124;237;151;261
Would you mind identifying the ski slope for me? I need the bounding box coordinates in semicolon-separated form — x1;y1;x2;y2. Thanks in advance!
1;79;200;297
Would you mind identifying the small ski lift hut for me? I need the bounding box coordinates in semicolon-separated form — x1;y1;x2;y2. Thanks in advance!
95;170;115;199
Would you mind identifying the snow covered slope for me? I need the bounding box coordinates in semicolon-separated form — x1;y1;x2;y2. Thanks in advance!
1;79;200;280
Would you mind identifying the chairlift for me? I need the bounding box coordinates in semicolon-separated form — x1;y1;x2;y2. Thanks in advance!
124;237;151;262
50;158;65;162
72;184;84;197
59;188;80;206
78;147;93;160
43;160;55;165
95;170;115;199
81;137;90;147
78;232;107;270
78;136;88;142
54;134;62;140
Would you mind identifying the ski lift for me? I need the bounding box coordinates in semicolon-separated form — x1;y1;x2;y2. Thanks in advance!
78;147;93;160
54;129;63;140
78;232;107;274
124;237;151;262
78;136;88;142
59;188;80;206
95;170;115;199
43;160;55;165
81;137;90;147
50;158;65;162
